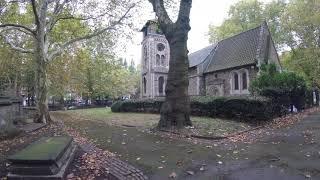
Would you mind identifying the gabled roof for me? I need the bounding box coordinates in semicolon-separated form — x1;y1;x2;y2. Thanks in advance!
189;44;217;67
204;26;261;72
188;23;269;73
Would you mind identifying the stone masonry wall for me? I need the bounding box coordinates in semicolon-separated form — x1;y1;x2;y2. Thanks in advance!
188;67;198;95
205;66;258;96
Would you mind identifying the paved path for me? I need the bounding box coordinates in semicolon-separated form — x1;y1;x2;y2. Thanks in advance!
181;112;320;180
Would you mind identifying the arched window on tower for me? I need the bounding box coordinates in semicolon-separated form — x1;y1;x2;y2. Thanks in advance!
156;54;160;66
161;55;166;66
158;76;164;94
144;46;148;67
242;72;248;90
234;73;239;90
143;77;147;94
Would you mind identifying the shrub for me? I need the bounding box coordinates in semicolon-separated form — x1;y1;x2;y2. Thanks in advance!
110;101;123;112
251;64;307;112
111;96;280;121
111;99;164;113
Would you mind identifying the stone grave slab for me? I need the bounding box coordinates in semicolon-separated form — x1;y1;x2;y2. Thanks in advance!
7;136;77;180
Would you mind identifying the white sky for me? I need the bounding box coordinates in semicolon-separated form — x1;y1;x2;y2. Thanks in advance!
123;0;272;66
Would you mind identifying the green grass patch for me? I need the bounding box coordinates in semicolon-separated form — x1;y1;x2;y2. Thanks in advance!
56;108;252;136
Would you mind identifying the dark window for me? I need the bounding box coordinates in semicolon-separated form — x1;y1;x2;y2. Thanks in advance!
143;30;147;38
161;55;165;66
144;46;148;66
215;74;218;78
143;77;147;94
242;72;247;90
158;76;164;94
234;73;239;90
157;43;165;51
156;54;160;66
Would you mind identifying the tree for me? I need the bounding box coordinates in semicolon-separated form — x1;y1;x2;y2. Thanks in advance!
208;0;286;49
128;59;135;73
279;0;320;90
148;0;193;129
209;0;263;43
0;0;136;123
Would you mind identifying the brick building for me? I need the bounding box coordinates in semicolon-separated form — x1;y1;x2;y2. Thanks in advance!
140;20;281;98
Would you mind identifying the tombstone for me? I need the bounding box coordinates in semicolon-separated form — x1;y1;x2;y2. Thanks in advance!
0;96;21;139
7;136;77;180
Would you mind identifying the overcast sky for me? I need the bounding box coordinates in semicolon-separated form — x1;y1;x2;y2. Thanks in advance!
123;0;272;65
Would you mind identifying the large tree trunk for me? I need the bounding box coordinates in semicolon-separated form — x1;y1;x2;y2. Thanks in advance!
158;29;192;129
34;36;51;123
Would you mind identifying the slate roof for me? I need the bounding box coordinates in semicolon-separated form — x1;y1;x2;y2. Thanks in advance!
188;44;217;67
188;24;265;73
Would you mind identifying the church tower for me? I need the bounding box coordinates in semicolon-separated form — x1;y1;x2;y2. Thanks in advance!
140;20;170;98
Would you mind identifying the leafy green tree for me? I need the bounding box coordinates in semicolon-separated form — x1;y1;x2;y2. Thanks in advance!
208;0;286;49
280;0;320;89
128;60;136;73
0;0;136;123
209;0;263;43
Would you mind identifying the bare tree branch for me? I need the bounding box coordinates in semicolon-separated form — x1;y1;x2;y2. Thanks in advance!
3;26;34;36
47;11;117;33
53;10;114;23
0;24;35;35
148;0;173;25
30;0;40;26
8;0;29;3
0;34;34;53
46;0;69;32
48;3;135;60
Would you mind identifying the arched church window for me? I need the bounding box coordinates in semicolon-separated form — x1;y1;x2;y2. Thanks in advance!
242;72;248;90
144;46;148;66
161;55;165;66
143;77;147;94
156;54;160;66
234;73;239;90
158;76;164;94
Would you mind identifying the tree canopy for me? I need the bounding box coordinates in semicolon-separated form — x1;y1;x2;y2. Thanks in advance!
0;0;140;122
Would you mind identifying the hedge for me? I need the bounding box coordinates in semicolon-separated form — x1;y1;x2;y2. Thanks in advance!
111;96;285;121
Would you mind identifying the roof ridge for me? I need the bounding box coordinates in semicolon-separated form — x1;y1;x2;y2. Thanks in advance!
189;43;216;56
204;42;219;72
217;23;263;44
255;22;265;66
188;43;217;67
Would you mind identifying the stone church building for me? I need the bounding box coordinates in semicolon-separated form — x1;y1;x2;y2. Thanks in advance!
140;20;281;98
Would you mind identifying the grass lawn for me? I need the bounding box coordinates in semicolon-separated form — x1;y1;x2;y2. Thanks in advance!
52;108;255;179
55;108;253;137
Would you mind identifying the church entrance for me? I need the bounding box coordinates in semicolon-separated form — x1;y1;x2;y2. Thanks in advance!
206;83;224;96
